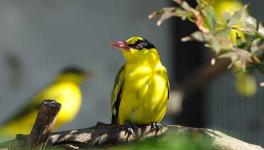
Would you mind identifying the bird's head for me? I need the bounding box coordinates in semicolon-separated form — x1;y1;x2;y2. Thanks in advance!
56;66;88;85
112;36;160;63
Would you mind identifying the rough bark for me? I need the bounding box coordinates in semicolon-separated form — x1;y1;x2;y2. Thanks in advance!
29;100;61;149
0;100;61;150
46;123;264;150
0;99;263;150
0;123;263;150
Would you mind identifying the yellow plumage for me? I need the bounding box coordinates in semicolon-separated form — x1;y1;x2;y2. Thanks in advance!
111;36;169;125
0;67;86;138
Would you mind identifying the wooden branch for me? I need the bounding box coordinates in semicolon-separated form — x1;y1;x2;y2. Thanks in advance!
29;100;61;149
166;58;230;115
0;99;262;150
0;100;61;150
48;122;167;148
1;123;263;150
45;123;263;150
178;58;230;96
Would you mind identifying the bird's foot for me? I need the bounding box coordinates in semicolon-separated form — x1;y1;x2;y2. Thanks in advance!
124;122;137;141
151;122;163;134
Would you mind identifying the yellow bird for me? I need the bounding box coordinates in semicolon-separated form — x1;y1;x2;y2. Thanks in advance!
0;67;87;138
111;36;169;131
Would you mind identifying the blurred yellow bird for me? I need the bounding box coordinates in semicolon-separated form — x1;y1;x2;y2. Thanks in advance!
0;67;87;138
111;36;169;130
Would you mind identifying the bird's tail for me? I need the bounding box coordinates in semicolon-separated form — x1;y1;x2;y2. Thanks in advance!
0;125;15;142
111;115;117;125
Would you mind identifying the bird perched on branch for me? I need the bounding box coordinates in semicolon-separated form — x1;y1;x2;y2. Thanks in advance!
0;67;87;138
111;36;169;132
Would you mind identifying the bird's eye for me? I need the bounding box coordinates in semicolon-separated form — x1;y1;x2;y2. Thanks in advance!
136;43;145;50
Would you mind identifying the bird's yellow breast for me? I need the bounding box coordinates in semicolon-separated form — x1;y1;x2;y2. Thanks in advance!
38;82;82;128
118;63;168;125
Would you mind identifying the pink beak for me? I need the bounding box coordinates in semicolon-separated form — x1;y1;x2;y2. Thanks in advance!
112;41;130;51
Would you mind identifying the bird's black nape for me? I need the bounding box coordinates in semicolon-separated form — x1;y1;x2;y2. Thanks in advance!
60;66;86;75
128;38;155;50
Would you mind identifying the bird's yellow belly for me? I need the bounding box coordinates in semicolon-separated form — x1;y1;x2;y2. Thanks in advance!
118;74;168;125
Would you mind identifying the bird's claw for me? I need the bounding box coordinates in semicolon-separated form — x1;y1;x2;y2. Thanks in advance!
124;122;136;140
151;122;163;133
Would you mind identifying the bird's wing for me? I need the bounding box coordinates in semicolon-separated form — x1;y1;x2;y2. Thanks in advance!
111;65;125;124
0;85;52;125
1;99;40;126
166;70;170;100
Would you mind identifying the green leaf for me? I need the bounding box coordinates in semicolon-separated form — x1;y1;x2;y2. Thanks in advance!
201;6;216;32
215;28;231;37
113;134;215;150
227;7;246;27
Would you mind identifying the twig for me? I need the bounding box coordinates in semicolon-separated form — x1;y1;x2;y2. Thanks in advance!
166;58;231;116
29;100;61;150
176;58;230;96
0;100;61;150
173;0;209;32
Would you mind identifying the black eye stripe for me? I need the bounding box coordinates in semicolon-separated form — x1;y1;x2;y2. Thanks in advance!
128;39;155;50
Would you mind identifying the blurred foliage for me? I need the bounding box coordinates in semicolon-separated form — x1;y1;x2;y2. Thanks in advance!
30;134;214;150
0;131;215;150
149;0;264;96
89;134;214;150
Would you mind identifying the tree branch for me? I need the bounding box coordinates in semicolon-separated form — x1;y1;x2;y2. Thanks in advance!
0;99;262;150
0;100;61;150
1;123;263;150
29;100;61;149
46;123;263;150
177;58;230;96
166;58;231;115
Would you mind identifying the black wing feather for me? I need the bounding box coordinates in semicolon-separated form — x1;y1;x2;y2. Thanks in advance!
111;65;125;124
